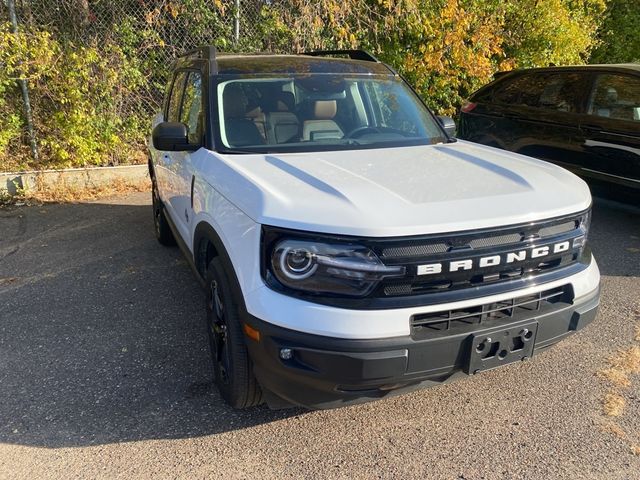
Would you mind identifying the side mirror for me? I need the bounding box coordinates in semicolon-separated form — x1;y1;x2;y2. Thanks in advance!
152;122;198;151
437;116;456;137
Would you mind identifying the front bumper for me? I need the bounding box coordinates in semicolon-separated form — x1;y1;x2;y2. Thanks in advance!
245;286;600;410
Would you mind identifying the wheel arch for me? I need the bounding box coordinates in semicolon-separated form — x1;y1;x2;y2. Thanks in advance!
193;221;247;310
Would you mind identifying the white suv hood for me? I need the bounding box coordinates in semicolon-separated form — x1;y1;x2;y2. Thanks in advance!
207;140;591;237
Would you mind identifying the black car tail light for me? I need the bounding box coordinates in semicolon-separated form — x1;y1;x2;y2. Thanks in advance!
460;101;477;113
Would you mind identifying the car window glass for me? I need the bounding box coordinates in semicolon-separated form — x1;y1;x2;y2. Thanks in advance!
493;75;535;104
167;72;187;122
180;72;203;144
494;73;582;112
588;74;640;122
216;75;446;152
535;73;582;112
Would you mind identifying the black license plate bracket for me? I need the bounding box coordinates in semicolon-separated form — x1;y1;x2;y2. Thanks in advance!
466;321;538;374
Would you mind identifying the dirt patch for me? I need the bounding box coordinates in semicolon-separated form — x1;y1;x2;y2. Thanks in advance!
608;345;640;374
603;392;626;417
598;318;640;453
598;368;631;388
1;176;150;205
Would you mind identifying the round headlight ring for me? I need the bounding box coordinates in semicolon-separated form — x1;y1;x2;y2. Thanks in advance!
279;247;318;280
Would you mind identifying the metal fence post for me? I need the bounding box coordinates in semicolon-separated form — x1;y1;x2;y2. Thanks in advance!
7;0;39;162
234;0;240;44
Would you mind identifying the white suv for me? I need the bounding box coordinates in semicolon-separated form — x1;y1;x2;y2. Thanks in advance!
149;47;600;409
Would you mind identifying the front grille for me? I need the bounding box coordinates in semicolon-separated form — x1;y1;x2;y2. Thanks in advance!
538;221;577;238
379;217;580;262
411;285;573;337
382;243;448;258
469;232;523;249
381;255;569;296
370;210;589;298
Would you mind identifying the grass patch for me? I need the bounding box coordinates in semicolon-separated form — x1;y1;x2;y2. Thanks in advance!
598;368;631;388
597;319;640;452
598;346;640;391
603;392;626;417
608;346;640;374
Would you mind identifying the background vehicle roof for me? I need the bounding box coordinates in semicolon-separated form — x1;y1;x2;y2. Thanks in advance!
495;63;640;78
213;54;394;75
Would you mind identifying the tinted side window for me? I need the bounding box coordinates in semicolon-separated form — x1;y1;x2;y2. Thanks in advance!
535;73;583;112
180;72;203;144
493;73;582;112
493;75;532;104
588;74;640;122
167;72;187;122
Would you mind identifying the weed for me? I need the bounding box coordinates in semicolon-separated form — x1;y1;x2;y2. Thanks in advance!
603;393;626;417
598;368;631;388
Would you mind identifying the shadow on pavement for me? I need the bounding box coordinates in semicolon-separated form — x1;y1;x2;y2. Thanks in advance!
0;194;637;448
590;197;640;278
0;197;300;448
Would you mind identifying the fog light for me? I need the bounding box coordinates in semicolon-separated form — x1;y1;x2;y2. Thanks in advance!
279;348;293;360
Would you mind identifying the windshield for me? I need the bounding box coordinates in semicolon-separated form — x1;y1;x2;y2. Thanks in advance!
215;74;447;153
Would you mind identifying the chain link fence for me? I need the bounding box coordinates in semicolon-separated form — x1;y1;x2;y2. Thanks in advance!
7;0;272;113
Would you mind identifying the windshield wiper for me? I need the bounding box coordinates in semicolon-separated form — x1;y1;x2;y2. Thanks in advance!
218;148;269;155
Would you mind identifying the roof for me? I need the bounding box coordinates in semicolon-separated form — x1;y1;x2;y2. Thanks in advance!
495;63;640;78
175;47;395;76
215;54;393;75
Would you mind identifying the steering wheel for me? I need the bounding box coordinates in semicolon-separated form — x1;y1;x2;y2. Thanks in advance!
345;126;383;139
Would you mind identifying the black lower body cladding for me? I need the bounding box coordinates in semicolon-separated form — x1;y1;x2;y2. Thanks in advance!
244;287;600;409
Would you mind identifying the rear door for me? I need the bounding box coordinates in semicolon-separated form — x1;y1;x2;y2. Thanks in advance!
578;72;640;192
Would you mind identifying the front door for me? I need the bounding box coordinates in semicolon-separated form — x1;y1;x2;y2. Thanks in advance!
578;72;640;195
171;71;204;249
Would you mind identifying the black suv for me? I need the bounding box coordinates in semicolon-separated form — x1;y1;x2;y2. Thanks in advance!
458;65;640;202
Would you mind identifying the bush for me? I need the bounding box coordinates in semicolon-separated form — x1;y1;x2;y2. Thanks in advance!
0;0;609;171
0;23;147;171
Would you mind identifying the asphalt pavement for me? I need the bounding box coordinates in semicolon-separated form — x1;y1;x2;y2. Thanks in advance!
0;192;639;479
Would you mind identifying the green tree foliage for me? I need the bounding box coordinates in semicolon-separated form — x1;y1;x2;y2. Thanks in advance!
277;0;605;113
590;0;640;63
0;23;147;171
0;0;609;170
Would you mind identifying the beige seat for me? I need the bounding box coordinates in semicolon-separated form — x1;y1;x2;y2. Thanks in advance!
267;93;299;144
302;100;343;141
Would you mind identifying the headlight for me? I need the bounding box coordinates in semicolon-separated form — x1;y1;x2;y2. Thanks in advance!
580;209;591;238
267;238;405;297
573;209;591;252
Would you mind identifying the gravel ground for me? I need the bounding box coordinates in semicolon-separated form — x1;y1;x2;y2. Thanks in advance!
0;193;638;480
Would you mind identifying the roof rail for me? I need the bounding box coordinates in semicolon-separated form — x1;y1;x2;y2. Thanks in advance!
178;45;218;75
302;49;380;63
492;70;512;80
179;45;217;61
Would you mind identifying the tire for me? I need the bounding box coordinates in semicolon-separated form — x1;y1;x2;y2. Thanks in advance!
152;178;176;246
205;257;262;409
